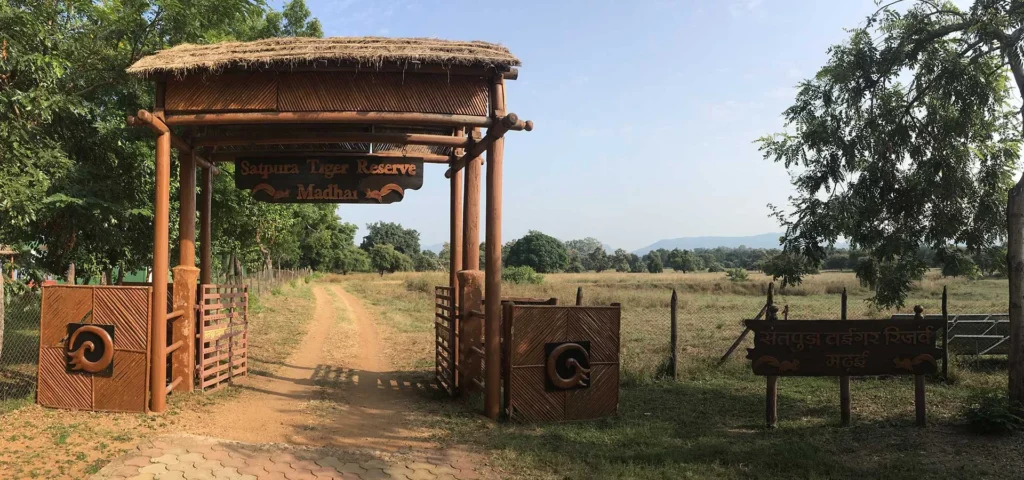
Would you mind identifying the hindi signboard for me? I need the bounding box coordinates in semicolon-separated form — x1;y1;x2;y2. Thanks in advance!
744;318;945;377
234;157;424;204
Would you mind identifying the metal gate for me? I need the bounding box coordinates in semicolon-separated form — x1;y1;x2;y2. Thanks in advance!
435;286;457;395
197;284;248;392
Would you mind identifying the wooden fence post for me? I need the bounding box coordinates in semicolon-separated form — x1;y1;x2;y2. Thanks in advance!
670;289;678;380
840;287;851;426
765;283;778;428
576;286;583;306
914;304;927;426
942;286;949;381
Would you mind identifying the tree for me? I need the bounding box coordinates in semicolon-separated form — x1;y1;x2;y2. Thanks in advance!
628;253;646;273
937;247;982;279
588;248;609;272
335;247;370;275
412;251;442;272
565;237;604;269
761;252;818;289
360;222;420;256
759;1;1018;306
757;0;1024;402
506;231;569;273
368;244;412;276
667;249;704;273
612;249;631;272
646;254;664;273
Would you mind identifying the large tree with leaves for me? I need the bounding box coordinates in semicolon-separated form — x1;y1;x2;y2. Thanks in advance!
759;0;1024;402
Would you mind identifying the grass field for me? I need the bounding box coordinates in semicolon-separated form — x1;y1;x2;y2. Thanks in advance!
333;269;1024;479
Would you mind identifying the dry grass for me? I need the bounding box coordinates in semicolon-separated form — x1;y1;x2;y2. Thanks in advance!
333;269;1024;479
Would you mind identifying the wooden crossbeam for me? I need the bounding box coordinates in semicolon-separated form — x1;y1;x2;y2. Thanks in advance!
193;131;470;149
128;110;221;175
445;113;531;178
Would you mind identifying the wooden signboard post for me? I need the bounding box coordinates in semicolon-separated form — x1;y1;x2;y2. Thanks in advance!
746;306;944;427
234;156;424;203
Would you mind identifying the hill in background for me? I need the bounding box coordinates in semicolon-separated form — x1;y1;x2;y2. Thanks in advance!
633;233;784;255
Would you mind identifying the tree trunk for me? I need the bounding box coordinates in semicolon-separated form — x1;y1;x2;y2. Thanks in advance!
116;266;125;285
1008;175;1024;405
66;262;75;285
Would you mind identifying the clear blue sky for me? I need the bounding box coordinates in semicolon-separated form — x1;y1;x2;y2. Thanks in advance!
279;0;885;251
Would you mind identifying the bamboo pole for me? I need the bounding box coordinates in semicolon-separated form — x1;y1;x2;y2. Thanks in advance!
129;110;219;174
463;128;482;271
840;288;851;426
164;111;502;129
150;129;171;413
209;151;452;164
445;114;532;178
483;77;506;420
179;153;197;267
200;167;213;284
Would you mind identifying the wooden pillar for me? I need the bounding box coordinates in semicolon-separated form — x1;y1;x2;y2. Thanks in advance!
199;167;213;284
171;151;198;392
839;288;851;426
670;289;678;380
463;128;482;271
150;128;171;413
483;77;506;420
941;286;949;380
450;162;464;392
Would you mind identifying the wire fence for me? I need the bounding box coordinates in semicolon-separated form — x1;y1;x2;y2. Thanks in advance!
0;267;311;406
611;286;1005;383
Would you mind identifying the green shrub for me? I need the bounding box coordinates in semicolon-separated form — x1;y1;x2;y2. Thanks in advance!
404;276;435;294
502;265;544;285
726;268;748;282
288;279;297;288
965;393;1024;435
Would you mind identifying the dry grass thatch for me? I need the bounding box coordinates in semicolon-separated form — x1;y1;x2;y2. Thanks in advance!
127;36;520;76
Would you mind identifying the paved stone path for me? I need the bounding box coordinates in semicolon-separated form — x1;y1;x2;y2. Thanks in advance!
91;434;493;480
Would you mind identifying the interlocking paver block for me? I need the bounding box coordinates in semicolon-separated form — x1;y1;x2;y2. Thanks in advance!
336;463;367;474
290;459;322;471
361;459;389;470
152;454;180;465
406;469;436;480
237;464;269;477
427;465;459;476
315;456;344;469
270;452;300;464
361;468;392;480
153;471;186;480
211;466;242;479
452;468;480;480
284;469;318;480
383;465;415;479
176;463;216;480
139;464;169;475
179;452;207;464
125;474;156;480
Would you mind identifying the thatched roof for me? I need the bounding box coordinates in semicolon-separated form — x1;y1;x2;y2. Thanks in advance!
0;245;15;256
127;37;520;77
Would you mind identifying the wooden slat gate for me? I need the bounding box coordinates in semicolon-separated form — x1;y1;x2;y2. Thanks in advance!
197;284;249;392
435;286;457;395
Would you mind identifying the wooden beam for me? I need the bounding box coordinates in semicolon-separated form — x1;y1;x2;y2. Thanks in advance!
450;137;464;393
150;129;171;413
483;77;506;421
194;131;470;149
200;167;213;284
208;151;452;163
213;64;515;78
179;152;197;268
445;113;530;179
164;111;496;128
129;110;221;174
463;127;482;272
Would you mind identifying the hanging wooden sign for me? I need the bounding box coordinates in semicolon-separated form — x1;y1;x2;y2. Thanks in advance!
744;318;944;377
234;157;424;203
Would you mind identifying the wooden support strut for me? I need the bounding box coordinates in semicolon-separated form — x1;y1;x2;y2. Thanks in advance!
445;113;532;179
150;127;171;413
483;76;506;420
129;110;220;174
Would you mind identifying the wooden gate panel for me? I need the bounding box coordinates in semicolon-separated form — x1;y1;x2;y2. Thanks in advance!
566;364;619;420
94;351;148;412
94;288;151;352
37;285;152;413
37;347;92;410
507;305;621;422
434;286;456;396
198;284;249;392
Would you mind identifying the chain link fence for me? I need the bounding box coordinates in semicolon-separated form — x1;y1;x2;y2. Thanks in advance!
0;267;310;406
560;279;1009;384
1;290;41;407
